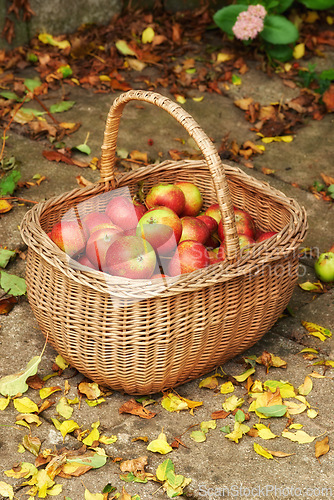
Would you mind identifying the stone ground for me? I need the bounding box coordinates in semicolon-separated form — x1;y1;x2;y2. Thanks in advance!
0;44;334;500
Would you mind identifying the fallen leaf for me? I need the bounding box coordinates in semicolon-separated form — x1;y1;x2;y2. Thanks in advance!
42;150;88;168
222;395;244;412
298;376;313;396
57;419;80;439
211;409;230;419
142;26;155;44
22;434;41;456
320;172;334;186
284;400;307;415
225;422;250;443
38;33;70;49
254;424;277;440
190;430;206;442
16;413;42;427
264;380;295;398
56;397;73;419
4;462;37;479
264;449;295;458
120;456;148;475
115;40;136;56
0;296;18;315
78;381;101;399
256;405;287;418
0;396;10;410
220;381;234;394
293;43;305;59
119;398;156;419
253;442;274;459
315;436;329;461
199;375;219;390
49;101;75;113
307;408;318;419
233;367;255;382
161;393;188;412
282;430;315;444
261;135;294;143
301;321;332;341
0;481;14;499
0;200;12;213
39;386;61;399
147;431;173;454
13;397;39;413
323;84;334;113
0;271;26;296
99;434;117;444
84;488;107;500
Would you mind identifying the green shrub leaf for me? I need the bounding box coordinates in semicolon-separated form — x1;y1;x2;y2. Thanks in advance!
298;0;334;9
261;15;299;44
213;5;247;36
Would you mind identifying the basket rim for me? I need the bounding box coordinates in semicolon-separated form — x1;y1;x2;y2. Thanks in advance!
20;160;308;300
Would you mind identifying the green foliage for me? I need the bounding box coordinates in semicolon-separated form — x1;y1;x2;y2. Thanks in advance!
298;64;334;94
298;0;334;8
0;271;27;296
0;169;21;196
213;5;247;36
261;15;299;44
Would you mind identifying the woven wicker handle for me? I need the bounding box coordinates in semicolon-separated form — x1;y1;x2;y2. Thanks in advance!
100;90;240;260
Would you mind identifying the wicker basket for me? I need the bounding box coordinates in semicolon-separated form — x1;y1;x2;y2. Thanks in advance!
20;90;307;395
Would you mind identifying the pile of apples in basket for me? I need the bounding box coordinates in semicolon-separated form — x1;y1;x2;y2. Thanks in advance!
49;182;276;279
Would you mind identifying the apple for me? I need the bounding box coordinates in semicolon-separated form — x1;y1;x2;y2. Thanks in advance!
257;231;277;243
330;244;334;253
218;208;255;242
105;196;147;231
196;214;218;235
105;235;156;279
86;226;122;271
50;220;86;257
239;234;255;249
145;183;185;215
175;181;203;216
314;252;334;282
208;247;224;265
136;206;182;256
82;212;113;237
151;273;169;279
168;241;209;276
179;216;210;244
204;203;221;224
76;254;97;270
205;234;220;249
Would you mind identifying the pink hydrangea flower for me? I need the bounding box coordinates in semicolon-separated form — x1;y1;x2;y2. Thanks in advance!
232;4;267;41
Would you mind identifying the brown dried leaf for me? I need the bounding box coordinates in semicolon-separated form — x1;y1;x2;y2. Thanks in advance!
0;296;17;314
22;434;41;456
119;456;148;474
78;381;101;400
42;150;88;168
265;449;295;458
320;172;334;187
211;410;231;419
119;398;157;419
234;97;254;111
38;399;54;413
315;436;329;461
323;85;334;112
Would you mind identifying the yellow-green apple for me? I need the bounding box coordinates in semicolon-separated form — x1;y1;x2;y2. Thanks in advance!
105;196;147;230
314;252;334;282
168;241;209;276
145;183;185;215
204;203;222;224
86;226;122;271
196;214;218;235
179;216;210;244
175;181;203;216
76;254;97;270
105;235;156;279
239;234;255;249
256;231;277;243
82;211;112;237
50;220;86;257
136;206;182;256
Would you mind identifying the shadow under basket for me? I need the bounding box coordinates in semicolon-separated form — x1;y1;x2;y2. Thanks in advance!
20;90;308;395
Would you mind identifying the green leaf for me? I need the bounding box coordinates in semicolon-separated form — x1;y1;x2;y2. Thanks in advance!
57;65;73;78
56;397;73;419
274;0;294;13
220;425;231;433
24;78;42;92
0;355;42;397
156;459;174;481
266;44;294;62
27;53;38;63
0;90;21;101
166;470;184;489
256;405;287;417
0;169;21;196
298;0;334;9
115;40;136;56
120;472;147;483
66;453;107;469
49;101;75;113
261;15;299;44
233;367;255;382
0;271;26;296
0;249;16;268
320;69;334;81
21;107;46;117
73;144;91;155
234;409;246;423
102;484;116;494
190;430;207;442
213;5;248;37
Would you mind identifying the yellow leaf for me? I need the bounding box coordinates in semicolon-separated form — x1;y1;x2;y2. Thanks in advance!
5;462;37;479
307;409;318;419
84;489;105;500
249;380;263;394
13;397;38;414
301;321;332;340
18;444;25;453
284;400;307;415
309;372;326;378
82;427;100;446
282;430;315;444
253;442;273;459
289;423;303;429
161;393;188;412
261;135;294;143
55;355;69;370
115;40;136;56
47;483;63;496
225;422;249;443
315;436;329;460
38;33;70;49
327;15;333;25
179;395;203;410
126;58;147;71
305;10;319;23
175;95;186;104
254;424;277;440
16;414;42;427
0;396;10;410
99;435;117;444
58;419;80;439
56;397;73;419
295;395;310;407
147;431;173;454
216;52;234;63
39;386;61;399
192;96;204;102
99;75;111;82
59;122;77;130
0;200;12;213
142;26;155;44
199;376;219;390
222;395;244;412
15;420;30;429
299;348;318;354
233;367;255;382
0;481;14;499
298;376;313;396
293;43;305;59
220;381;234;394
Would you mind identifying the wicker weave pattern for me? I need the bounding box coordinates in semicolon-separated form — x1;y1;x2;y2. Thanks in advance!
21;91;307;394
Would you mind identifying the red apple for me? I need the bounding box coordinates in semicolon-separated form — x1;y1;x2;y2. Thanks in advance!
180;216;210;244
217;244;226;262
175;182;203;216
86;226;122;271
218;208;255;243
82;212;112;237
208;248;224;265
105;235;156;279
196;214;218;235
256;231;277;243
205;234;220;249
136;206;182;256
168;241;209;276
50;220;86;257
204;204;222;224
239;234;255;249
145;183;185;215
105;196;147;231
76;254;97;270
